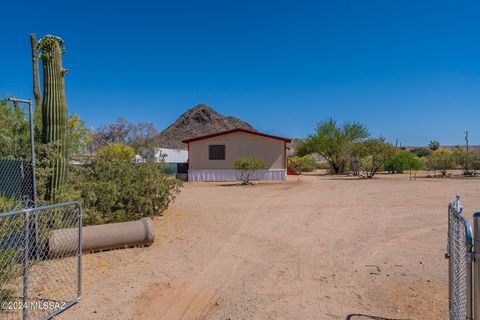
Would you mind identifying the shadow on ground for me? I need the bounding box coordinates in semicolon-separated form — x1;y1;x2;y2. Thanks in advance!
346;314;407;320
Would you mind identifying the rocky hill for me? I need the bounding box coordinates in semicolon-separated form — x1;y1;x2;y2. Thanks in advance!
155;104;256;149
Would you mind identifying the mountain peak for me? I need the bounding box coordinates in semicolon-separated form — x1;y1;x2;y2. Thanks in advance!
155;104;256;149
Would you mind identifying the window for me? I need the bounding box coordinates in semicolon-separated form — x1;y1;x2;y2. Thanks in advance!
209;145;225;160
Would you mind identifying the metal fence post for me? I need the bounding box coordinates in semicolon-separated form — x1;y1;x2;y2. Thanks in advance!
77;203;83;300
467;228;473;320
474;212;480;320
23;209;30;320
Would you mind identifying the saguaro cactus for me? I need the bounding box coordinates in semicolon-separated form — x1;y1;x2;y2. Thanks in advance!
38;35;68;199
30;33;43;140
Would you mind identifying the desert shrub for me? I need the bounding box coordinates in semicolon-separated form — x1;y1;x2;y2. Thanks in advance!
427;148;454;177
452;148;480;175
0;99;30;159
385;151;424;174
359;137;396;178
234;155;268;185
76;143;182;225
410;148;431;158
288;155;317;173
471;152;480;172
0;220;23;305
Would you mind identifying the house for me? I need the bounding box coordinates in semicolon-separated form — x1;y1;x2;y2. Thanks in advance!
182;128;291;181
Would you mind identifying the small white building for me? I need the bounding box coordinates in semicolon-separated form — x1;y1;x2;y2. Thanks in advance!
155;148;188;163
134;148;188;164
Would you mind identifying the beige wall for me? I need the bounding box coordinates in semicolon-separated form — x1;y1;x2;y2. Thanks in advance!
188;132;286;170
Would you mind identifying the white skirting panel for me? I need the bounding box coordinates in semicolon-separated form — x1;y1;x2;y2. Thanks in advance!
188;169;287;182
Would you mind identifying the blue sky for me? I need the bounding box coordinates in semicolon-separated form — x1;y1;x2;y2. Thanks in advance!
1;1;479;146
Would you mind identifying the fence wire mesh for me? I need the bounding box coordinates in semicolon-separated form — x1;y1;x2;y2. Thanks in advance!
0;202;82;320
447;196;473;320
0;159;34;213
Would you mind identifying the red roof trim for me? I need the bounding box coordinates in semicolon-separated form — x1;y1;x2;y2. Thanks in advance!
182;128;291;143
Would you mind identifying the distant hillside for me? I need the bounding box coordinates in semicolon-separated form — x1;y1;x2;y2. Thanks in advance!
155;104;256;150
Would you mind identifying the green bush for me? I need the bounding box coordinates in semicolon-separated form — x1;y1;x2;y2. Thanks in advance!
427;148;454;176
234;155;268;184
0;100;30;159
75;143;182;225
409;148;431;158
453;148;480;175
288;155;317;173
385;151;424;174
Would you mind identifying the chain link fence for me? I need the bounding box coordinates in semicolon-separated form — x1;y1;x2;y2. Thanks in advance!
447;195;473;320
0;202;82;320
0;159;34;213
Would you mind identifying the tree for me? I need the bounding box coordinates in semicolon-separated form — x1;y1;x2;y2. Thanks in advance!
0;99;30;159
68;113;91;155
233;155;267;184
347;141;365;176
296;118;369;174
359;137;396;178
97;143;135;162
428;140;440;151
89;118;158;156
428;148;454;177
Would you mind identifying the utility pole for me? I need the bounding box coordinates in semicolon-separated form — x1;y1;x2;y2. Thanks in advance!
466;131;469;151
465;131;470;173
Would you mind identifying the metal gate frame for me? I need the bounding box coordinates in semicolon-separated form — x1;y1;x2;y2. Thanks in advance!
447;194;480;320
0;201;82;320
1;97;82;319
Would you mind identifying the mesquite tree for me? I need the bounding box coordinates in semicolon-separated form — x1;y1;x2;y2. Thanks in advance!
38;35;69;199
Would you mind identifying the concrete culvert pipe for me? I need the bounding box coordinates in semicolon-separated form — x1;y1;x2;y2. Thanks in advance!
47;217;155;257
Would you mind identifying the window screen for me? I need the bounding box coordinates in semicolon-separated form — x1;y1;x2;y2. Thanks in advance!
209;145;225;160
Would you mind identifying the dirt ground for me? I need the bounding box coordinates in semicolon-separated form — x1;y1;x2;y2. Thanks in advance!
58;173;480;320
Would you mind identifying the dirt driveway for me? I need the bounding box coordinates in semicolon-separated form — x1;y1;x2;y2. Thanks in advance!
59;174;480;320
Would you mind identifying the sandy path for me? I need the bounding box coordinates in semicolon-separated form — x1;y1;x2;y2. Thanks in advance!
57;174;480;320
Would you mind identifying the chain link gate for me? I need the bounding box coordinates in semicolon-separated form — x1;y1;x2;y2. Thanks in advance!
0;98;37;214
447;194;473;320
446;194;480;320
0;202;82;320
1;97;82;319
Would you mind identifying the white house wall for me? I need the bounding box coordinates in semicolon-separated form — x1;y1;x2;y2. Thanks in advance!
188;169;287;182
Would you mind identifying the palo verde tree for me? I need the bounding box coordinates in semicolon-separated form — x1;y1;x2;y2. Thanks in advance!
359;137;396;178
296;118;369;174
38;35;69;200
